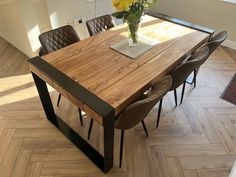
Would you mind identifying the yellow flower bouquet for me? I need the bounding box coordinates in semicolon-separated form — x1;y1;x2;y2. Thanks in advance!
112;0;156;46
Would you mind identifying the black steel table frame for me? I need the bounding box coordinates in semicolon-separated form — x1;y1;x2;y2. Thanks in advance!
147;12;214;36
28;14;215;174
29;57;115;173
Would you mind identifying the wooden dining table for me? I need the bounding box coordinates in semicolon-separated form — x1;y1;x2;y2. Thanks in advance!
28;13;213;173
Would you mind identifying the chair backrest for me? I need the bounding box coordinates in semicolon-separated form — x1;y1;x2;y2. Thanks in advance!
86;14;115;36
186;31;227;70
38;47;46;57
207;31;227;56
170;46;209;90
115;75;172;130
39;25;80;55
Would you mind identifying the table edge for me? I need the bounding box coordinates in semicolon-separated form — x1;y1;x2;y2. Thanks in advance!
28;57;115;120
147;12;215;35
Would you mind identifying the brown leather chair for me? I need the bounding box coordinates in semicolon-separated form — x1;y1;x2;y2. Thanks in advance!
187;31;227;87
38;25;83;125
170;46;209;106
39;25;80;55
86;14;115;36
87;75;172;167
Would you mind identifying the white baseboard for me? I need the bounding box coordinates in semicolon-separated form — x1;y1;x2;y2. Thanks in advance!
222;39;236;50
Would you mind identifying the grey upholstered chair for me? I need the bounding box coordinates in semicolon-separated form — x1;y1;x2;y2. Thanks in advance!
86;14;115;36
38;25;83;125
170;46;209;106
87;75;172;167
187;31;227;87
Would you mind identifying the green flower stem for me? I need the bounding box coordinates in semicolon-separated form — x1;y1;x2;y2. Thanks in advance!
128;22;140;44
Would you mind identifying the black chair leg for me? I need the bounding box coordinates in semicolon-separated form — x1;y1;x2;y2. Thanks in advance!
174;89;177;107
180;82;186;104
57;93;62;107
156;98;163;128
78;108;83;126
87;119;94;140
119;130;125;168
141;120;148;137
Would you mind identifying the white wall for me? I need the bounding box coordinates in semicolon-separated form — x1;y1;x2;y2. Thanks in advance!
151;0;236;44
0;0;33;57
0;0;51;57
19;0;51;53
4;0;235;57
45;0;113;39
0;0;113;57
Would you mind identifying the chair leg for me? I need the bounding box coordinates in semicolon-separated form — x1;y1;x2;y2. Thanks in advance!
141;120;149;137
156;98;163;128
119;130;125;168
57;93;62;107
87;119;94;140
78;108;83;126
174;89;177;107
180;82;186;104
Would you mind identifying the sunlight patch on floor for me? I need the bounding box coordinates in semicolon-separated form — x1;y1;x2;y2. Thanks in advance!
0;74;54;106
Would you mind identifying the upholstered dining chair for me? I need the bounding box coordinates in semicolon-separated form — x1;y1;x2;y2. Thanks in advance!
169;46;210;107
38;25;83;125
187;31;227;88
86;14;115;36
39;25;80;55
87;75;172;167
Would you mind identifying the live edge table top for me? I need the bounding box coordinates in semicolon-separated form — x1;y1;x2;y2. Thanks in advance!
29;15;210;123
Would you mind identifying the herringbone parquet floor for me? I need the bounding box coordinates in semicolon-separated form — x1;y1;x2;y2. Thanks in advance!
0;36;236;177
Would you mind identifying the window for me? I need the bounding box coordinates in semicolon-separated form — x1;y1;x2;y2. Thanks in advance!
223;0;236;4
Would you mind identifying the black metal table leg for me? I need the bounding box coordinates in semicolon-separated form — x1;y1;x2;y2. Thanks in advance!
103;110;114;172
31;70;114;173
32;73;56;121
29;57;115;173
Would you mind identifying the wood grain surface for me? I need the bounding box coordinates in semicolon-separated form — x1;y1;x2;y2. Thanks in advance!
30;15;210;120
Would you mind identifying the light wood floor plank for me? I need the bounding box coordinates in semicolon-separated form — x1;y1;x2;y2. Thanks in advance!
11;150;33;177
190;102;220;143
197;168;231;177
149;134;209;145
180;155;236;169
0;129;15;161
41;161;100;175
163;144;227;157
31;148;86;162
150;146;171;177
206;108;236;153
0;139;23;177
167;158;185;177
184;169;199;177
25;162;43;177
